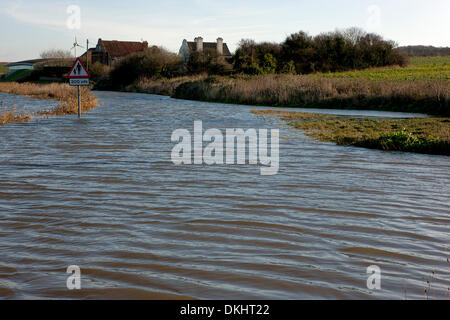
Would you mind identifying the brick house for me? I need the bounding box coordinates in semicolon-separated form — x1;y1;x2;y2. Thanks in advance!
82;39;150;66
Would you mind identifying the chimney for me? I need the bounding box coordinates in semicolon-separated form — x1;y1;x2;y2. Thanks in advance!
217;37;224;55
195;36;203;52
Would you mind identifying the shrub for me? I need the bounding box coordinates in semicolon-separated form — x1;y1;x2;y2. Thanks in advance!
234;28;409;75
0;82;98;116
262;54;277;74
377;130;441;152
110;47;182;88
89;62;111;81
186;48;233;75
280;61;296;74
234;40;282;74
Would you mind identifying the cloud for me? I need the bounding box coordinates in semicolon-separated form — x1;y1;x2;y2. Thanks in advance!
0;0;66;28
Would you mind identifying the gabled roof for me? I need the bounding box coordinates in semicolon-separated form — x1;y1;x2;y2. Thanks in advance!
99;40;149;58
79;48;95;59
187;42;232;56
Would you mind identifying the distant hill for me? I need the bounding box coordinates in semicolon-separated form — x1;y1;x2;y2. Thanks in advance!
398;46;450;57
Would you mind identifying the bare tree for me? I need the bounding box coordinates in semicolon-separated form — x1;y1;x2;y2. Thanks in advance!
341;27;367;45
40;49;73;59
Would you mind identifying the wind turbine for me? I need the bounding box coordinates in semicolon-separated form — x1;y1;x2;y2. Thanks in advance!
71;37;84;58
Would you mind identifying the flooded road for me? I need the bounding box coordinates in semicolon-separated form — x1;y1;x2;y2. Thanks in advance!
0;91;449;299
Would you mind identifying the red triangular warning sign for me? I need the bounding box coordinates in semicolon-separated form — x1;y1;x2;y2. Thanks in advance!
67;58;90;79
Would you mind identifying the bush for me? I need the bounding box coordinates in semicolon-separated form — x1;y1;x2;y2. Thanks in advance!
89;62;111;81
110;47;182;88
233;40;282;74
207;58;233;75
261;54;277;74
234;28;409;75
280;61;296;74
377;130;441;152
187;49;233;75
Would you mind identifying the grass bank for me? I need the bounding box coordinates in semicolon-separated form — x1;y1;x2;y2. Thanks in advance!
121;56;449;116
252;110;450;155
0;65;8;75
125;75;207;96
172;75;449;116
0;82;98;124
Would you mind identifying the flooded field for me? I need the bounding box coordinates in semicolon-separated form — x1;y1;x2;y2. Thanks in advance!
0;91;449;299
0;92;59;114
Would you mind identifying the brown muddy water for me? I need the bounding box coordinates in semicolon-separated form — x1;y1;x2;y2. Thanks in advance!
0;91;449;299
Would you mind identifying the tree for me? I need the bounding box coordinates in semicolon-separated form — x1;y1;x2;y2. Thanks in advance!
234;40;281;74
110;47;182;88
280;60;296;74
232;28;408;76
40;49;73;59
341;27;367;45
281;31;315;74
261;54;277;74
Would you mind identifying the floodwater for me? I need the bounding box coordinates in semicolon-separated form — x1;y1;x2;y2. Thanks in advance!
0;92;59;114
0;91;449;299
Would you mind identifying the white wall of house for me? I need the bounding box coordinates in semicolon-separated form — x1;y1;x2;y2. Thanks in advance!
178;39;191;63
7;64;34;75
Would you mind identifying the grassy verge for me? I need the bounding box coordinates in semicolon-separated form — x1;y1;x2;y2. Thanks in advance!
120;57;449;116
0;82;98;124
252;110;450;155
172;74;449;116
1;70;33;82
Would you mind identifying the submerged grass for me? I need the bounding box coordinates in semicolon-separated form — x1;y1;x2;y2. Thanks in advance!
0;104;32;125
252;109;450;155
0;82;98;122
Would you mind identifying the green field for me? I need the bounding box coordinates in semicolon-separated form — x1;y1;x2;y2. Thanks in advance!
317;56;450;81
0;65;8;75
0;69;32;82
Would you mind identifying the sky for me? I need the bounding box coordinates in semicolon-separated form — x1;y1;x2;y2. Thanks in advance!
0;0;449;61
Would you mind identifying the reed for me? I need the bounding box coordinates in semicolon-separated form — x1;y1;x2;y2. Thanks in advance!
174;74;449;116
0;104;32;125
126;74;208;96
0;82;98;117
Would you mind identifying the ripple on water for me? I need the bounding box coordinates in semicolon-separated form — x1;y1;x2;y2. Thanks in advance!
0;91;449;299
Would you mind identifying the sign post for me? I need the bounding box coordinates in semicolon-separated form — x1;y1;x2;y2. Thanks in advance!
67;58;90;119
77;86;81;118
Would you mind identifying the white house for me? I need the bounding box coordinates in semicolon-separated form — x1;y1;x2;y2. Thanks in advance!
5;59;47;75
178;37;232;63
